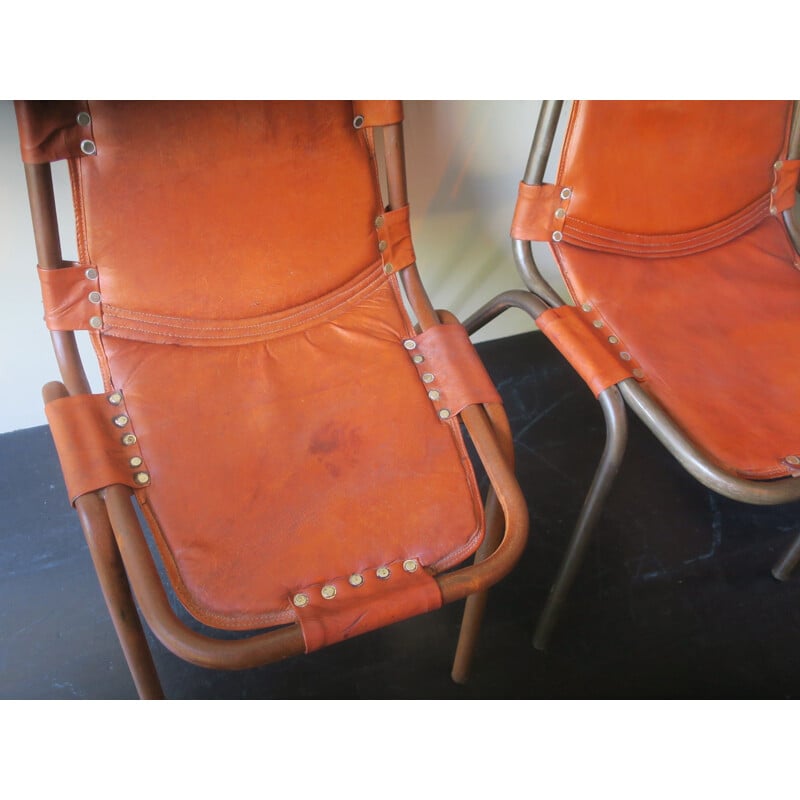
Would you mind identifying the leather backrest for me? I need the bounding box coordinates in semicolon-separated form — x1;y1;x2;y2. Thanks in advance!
559;100;793;234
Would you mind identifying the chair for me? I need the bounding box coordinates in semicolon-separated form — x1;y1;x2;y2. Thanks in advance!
15;100;528;698
464;100;800;649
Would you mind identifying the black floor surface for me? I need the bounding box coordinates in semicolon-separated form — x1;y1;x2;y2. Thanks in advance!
3;331;800;699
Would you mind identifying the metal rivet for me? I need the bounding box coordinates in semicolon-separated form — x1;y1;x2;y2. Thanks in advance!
321;584;337;600
560;187;572;200
383;263;394;274
554;208;566;219
378;240;388;252
774;161;783;171
633;368;645;379
428;389;440;401
770;206;779;216
348;573;364;587
620;352;632;361
592;320;604;328
771;187;778;195
581;303;592;312
88;291;102;304
107;392;122;405
85;268;98;280
403;339;417;350
438;409;451;419
293;593;309;608
133;472;150;485
786;455;800;466
122;433;137;446
89;316;102;329
608;336;619;345
353;115;365;129
80;139;97;156
412;354;424;364
129;456;143;468
113;414;129;427
76;111;92;126
422;372;435;384
375;215;385;228
376;566;391;579
552;231;563;242
403;559;418;573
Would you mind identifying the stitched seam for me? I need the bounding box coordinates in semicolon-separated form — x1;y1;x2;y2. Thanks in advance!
102;261;382;330
104;269;387;343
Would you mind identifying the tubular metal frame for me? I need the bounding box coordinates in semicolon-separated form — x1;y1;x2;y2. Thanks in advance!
480;100;800;650
25;111;528;697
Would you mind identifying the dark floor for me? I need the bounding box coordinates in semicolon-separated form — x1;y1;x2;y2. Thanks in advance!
2;331;800;699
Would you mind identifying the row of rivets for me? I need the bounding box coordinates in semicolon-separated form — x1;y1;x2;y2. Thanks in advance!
551;188;572;241
403;339;452;418
107;392;149;485
376;214;394;274
85;266;101;327
78;111;96;156
581;302;643;375
292;560;420;607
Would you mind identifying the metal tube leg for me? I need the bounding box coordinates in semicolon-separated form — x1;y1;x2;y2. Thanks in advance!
76;493;165;699
533;386;628;651
451;488;504;685
772;531;800;582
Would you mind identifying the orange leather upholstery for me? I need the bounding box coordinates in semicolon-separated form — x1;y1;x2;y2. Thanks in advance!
24;101;490;641
515;100;800;479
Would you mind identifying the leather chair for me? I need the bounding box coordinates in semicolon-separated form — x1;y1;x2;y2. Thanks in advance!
15;100;528;698
464;100;800;649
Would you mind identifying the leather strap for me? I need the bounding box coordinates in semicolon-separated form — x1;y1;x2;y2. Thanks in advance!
378;205;416;275
15;101;94;163
537;305;639;397
38;263;101;331
45;392;149;504
292;558;442;652
405;323;502;418
510;182;571;241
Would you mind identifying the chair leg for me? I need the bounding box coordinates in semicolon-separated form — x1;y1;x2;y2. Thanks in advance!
533;386;628;651
772;530;800;581
76;492;165;699
451;488;505;685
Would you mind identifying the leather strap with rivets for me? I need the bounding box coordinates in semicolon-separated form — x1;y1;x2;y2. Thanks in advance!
404;323;502;418
44;391;149;505
14;100;96;163
351;101;404;128
377;205;416;275
291;557;442;653
38;263;103;331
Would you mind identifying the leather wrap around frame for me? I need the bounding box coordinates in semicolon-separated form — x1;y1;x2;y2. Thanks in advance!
514;100;800;480
20;101;498;644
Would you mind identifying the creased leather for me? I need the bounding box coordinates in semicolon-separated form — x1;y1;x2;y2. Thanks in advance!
45;392;147;504
14;100;93;163
38;263;100;331
408;323;502;416
293;559;442;653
